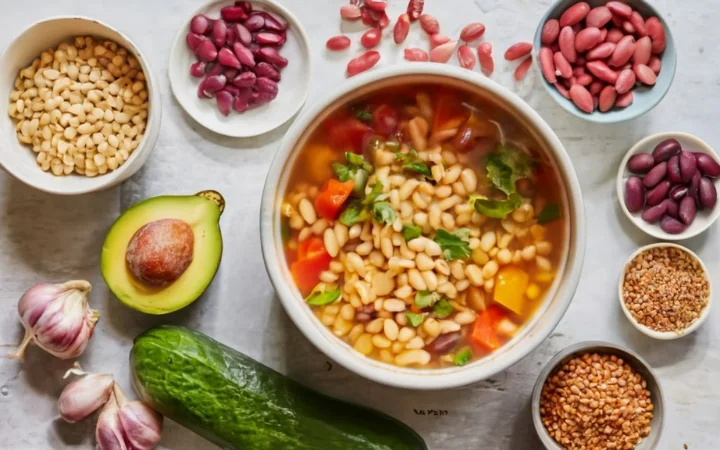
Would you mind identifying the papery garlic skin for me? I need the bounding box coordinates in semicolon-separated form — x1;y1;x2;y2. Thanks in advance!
58;372;114;423
96;396;128;450
10;280;99;359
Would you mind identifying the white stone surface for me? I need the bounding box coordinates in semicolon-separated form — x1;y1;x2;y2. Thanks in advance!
0;1;716;449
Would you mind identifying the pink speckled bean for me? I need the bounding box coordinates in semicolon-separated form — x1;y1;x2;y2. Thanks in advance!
586;42;616;60
648;56;662;74
576;73;593;86
569;85;593;113
586;60;618;84
615;69;636;95
616;91;634;108
598;85;617;112
606;28;624;44
575;27;602;52
630;11;647;37
634;64;657;85
553;52;572;78
559;2;590;27
541;19;560;45
559;26;577;63
607;1;632;18
539;47;557;83
645;17;666;54
633;36;652;66
609;35;636;67
586;6;612;28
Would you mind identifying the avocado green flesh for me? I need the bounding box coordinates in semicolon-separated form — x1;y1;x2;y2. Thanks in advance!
101;195;222;315
131;326;427;450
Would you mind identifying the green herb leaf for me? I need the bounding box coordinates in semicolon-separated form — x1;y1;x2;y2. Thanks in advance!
355;110;373;122
345;152;373;173
453;228;470;242
432;298;454;319
362;182;385;206
537;203;562;223
415;290;440;309
403;161;432;177
470;193;523;220
372;201;396;225
332;162;352;182
306;288;341;306
402;224;423;241
339;201;370;226
405;312;427;327
453;347;472;366
434;229;472;261
486;145;533;195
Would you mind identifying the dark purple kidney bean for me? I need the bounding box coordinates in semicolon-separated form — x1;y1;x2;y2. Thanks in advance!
689;171;701;201
256;77;279;95
668;185;688;201
189;61;206;78
261;12;288;31
624;177;645;212
699;177;717;209
646;180;670;206
218;47;241;69
244;13;265;31
233;71;257;87
222;85;240;97
203;74;227;94
651;138;681;162
641;202;667;223
667;155;682;184
226;27;237;46
254;62;281;81
212;20;228;47
258;46;289;68
643;161;667;188
679;151;698;183
425;333;460;355
256;90;278;104
664;199;679;218
695;153;720;177
660;216;687;234
197;77;212;98
233;23;253;46
627;153;655;174
679;196;697;225
236;1;253;14
221;6;248;22
195;39;219;62
186;33;205;51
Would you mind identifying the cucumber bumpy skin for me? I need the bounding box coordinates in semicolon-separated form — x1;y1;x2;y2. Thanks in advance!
131;326;428;450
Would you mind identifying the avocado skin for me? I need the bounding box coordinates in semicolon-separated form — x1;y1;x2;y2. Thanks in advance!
131;326;427;450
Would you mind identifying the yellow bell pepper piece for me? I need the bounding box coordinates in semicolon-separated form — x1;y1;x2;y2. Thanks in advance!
526;283;541;301
493;267;529;315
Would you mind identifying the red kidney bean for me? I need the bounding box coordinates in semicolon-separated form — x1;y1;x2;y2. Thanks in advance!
669;185;688;201
541;19;560;45
660;215;687;234
258;47;288;68
226;27;237;46
699;177;718;209
643;161;667;188
216;90;233;116
404;47;429;62
420;14;440;34
559;2;590;27
641;202;667;223
537;47;556;83
586;6;612;28
461;22;486;42
569;85;593;113
203;74;227;94
606;28;624;44
361;28;382;48
244;14;265;31
254;62;280;81
504;41;533;61
695;153;720;177
679;196;697;224
651;138;681;162
514;56;533;81
646;180;670;206
609;35;636;67
633;36;652;66
186;33;205;51
365;0;388;12
256;77;278;95
191;15;211;35
629;11;647;37
552;52;572;79
589;80;604;96
606;1;632;18
406;0;424;21
212;20;227;47
575;27;602;52
614;69;635;95
586;42;616;60
195;39;219;62
394;14;410;44
458;45;476;70
554;82;570;99
559;27;577;63
667;156;682;184
615;91;633;108
256;32;285;46
648;56;662;74
232;23;251;46
221;6;247;22
477;42;494;75
426;332;460;355
232;42;255;67
625;177;645;212
207;63;223;77
218;48;241;69
347;50;381;77
190;61;206;78
689;171;701;201
664;199;679;219
197;78;212;99
576;73;593;86
430;33;451;48
233;71;256;87
679;151;698;183
587;61;618;84
326;36;351;51
260;12;288;32
634;64;657;85
628;153;655;173
645;17;666;54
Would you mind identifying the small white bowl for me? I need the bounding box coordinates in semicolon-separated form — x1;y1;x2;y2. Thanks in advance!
169;0;311;138
0;16;161;195
618;243;712;339
616;132;720;240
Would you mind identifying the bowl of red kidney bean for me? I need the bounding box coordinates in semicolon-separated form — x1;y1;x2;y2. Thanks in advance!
168;0;311;137
533;0;675;123
617;132;720;240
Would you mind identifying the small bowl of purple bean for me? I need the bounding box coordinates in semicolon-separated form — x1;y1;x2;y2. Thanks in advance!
168;0;312;137
617;132;720;240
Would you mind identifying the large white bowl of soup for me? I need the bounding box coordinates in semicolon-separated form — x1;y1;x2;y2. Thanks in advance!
260;64;585;389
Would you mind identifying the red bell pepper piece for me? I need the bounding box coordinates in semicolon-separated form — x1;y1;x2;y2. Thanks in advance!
291;237;331;293
314;179;354;220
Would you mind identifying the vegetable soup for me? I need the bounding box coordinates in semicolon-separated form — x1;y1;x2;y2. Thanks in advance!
281;83;566;368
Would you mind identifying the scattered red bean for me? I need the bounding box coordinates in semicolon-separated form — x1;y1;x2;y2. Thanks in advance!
504;41;533;61
361;28;382;49
406;0;424;21
460;22;486;42
477;42;494;76
404;47;429;62
430;34;451;49
430;41;457;63
394;14;410;44
326;36;351;51
559;2;590;27
347;51;381;77
365;0;388;12
420;14;440;35
514;56;533;81
457;45;476;70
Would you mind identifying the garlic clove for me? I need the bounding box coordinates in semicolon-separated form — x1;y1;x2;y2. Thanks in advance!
118;401;163;450
96;396;128;450
58;371;114;423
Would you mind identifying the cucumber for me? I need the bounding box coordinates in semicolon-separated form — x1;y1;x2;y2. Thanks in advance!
131;326;427;450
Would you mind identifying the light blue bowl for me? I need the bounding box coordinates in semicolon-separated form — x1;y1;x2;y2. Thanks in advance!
533;0;676;123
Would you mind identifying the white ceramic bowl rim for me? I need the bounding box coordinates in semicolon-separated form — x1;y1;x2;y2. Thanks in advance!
0;15;161;195
260;63;586;389
617;242;712;339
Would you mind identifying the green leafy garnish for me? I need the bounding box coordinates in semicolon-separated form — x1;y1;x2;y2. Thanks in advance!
333;152;373;196
372;201;396;225
306;288;341;306
345;152;373;173
486;145;533;195
434;229;472;261
396;149;432;178
537;203;562;223
432;298;454;319
339;201;370;226
415;290;440;309
362;182;385;206
453;347;472;366
470;193;523;219
405;312;427;327
332;162;352;182
355;110;373;122
402;224;423;241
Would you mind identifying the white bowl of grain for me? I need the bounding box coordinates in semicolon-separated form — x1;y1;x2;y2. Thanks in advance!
0;16;161;195
618;243;712;339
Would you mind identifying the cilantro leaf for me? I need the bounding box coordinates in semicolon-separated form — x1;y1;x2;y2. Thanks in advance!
332;162;352;182
470;193;523;219
415;290;440;309
339;201;370;226
486;145;533;195
405;312;426;327
362;182;385;206
453;347;472;366
345;152;373;173
372;201;396;225
434;229;472;261
403;161;431;177
432;298;454;319
402;224;422;241
537;203;562;223
306;288;341;306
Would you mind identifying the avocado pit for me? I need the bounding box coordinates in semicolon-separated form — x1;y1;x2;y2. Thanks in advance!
126;219;194;286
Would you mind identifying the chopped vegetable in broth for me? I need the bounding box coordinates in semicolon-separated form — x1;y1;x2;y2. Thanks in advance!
281;85;566;368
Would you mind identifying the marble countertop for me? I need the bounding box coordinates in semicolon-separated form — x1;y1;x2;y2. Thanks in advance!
0;0;716;449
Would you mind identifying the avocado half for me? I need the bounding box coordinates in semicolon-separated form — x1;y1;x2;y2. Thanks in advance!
101;191;224;314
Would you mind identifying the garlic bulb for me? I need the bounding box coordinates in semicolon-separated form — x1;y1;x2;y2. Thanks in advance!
58;364;114;423
9;280;99;360
96;395;127;450
114;385;163;450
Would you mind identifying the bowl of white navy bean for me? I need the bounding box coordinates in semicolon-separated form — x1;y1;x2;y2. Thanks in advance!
261;64;586;389
0;16;161;195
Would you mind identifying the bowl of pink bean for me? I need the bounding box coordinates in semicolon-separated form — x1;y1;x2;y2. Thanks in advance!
533;0;675;123
616;132;720;240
